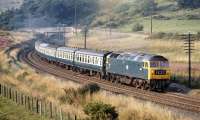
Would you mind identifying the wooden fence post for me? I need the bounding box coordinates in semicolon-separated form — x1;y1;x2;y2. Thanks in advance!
31;97;34;112
75;115;77;120
54;106;58;120
50;102;53;118
28;96;30;110
9;88;11;99
5;86;8;98
15;90;18;103
67;113;70;120
39;100;42;116
3;85;6;97
5;85;8;98
21;94;24;105
36;99;39;114
60;108;63;120
43;101;46;117
12;89;15;101
0;84;1;95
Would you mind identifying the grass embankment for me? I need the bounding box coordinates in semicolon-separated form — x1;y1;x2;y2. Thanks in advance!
120;19;200;33
0;96;46;120
0;31;190;120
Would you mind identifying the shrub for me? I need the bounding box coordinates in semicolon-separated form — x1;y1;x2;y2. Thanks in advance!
84;101;118;120
60;83;100;104
177;0;200;8
78;83;100;95
132;23;143;32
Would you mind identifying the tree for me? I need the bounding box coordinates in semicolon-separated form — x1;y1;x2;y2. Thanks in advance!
0;0;100;29
138;0;157;16
132;23;144;32
177;0;200;8
84;102;118;120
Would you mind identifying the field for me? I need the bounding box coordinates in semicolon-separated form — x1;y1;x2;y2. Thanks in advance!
120;19;200;33
0;31;193;120
0;96;47;120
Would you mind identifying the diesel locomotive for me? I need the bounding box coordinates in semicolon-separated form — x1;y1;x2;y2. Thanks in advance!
35;41;170;91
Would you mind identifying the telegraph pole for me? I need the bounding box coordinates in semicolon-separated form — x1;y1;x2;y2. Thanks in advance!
183;32;195;88
74;0;77;35
151;14;153;35
83;27;89;49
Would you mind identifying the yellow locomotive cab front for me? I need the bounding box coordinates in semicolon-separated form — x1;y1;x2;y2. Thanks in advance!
147;61;171;80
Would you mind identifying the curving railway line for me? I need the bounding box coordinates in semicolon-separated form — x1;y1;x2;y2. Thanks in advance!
19;49;200;113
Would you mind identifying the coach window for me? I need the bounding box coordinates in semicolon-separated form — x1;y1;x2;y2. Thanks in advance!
100;58;102;66
80;54;82;62
84;55;86;63
58;51;61;58
82;55;84;62
76;54;79;61
70;53;72;60
67;53;69;59
63;52;65;59
95;57;98;65
64;52;66;59
61;52;63;58
87;55;90;63
83;55;85;63
85;55;87;63
93;57;95;64
78;54;80;61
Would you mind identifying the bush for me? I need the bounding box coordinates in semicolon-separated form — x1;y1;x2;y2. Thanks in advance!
132;23;143;32
150;32;181;40
177;0;200;8
84;101;118;120
60;83;100;104
78;83;100;95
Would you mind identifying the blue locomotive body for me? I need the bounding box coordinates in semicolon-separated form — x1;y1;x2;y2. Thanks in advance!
106;53;149;80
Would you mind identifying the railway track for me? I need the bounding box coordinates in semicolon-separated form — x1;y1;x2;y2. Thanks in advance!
19;49;200;113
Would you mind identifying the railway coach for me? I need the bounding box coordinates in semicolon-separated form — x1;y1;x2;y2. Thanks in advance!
74;49;111;77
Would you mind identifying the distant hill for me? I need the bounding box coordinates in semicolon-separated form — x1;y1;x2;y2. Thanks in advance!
0;0;199;33
0;0;23;12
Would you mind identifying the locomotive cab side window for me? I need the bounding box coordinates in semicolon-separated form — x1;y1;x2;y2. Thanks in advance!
143;62;148;68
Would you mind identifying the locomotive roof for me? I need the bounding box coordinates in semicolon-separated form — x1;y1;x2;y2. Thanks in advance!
116;52;168;61
76;49;108;57
57;47;78;52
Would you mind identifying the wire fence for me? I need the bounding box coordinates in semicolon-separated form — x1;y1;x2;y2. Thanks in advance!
0;83;78;120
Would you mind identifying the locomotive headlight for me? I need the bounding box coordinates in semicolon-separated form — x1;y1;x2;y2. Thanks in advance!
166;70;170;75
151;70;154;75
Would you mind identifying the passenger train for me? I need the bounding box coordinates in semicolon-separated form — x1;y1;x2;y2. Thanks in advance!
35;41;170;91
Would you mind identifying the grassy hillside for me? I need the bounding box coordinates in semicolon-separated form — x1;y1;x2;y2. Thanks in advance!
0;97;47;120
0;0;200;33
93;0;200;33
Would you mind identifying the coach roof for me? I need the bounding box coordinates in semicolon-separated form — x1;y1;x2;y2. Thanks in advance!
76;49;108;57
57;47;78;52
